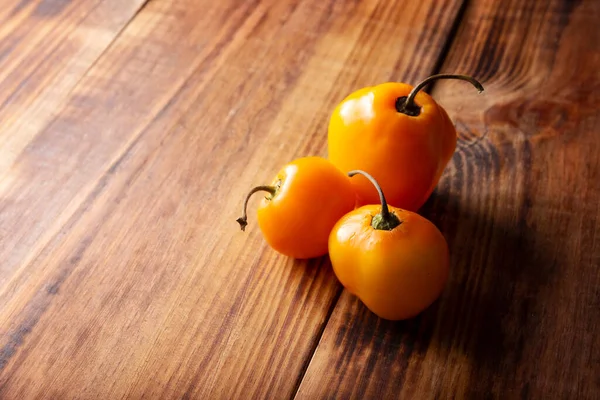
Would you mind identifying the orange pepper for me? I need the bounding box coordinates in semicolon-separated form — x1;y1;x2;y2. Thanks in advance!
237;156;355;259
328;74;483;211
328;170;449;320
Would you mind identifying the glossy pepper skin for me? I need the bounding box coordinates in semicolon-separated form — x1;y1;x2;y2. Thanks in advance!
328;171;449;321
237;156;355;259
328;74;483;211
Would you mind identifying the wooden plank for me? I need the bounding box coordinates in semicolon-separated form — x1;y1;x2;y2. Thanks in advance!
295;0;600;398
0;0;262;287
0;0;149;174
0;0;465;398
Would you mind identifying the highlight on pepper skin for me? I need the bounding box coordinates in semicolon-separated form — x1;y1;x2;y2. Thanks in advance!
327;74;484;211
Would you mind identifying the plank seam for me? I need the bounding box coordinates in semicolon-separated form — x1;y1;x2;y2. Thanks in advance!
43;0;153;111
290;285;343;400
288;0;473;397
426;0;471;93
0;0;154;316
0;0;265;377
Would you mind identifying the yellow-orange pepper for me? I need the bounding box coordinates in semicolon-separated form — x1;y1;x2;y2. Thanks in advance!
328;170;449;320
237;156;355;259
328;74;483;211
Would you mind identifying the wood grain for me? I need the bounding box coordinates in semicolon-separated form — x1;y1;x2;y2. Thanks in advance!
295;0;600;399
0;0;149;174
0;0;148;289
0;0;267;290
0;0;465;398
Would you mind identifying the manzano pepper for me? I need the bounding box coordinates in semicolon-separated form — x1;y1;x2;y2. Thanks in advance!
328;170;450;320
237;156;355;259
327;74;484;211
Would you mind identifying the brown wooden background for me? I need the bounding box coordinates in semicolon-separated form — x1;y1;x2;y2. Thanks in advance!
0;0;598;398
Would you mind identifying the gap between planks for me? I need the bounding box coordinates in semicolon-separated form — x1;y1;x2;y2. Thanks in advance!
289;0;471;398
0;0;157;314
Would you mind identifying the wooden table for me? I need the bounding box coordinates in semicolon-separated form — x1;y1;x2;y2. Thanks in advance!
0;0;598;398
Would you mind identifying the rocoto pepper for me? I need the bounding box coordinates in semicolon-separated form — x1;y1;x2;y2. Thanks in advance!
237;156;355;259
328;170;450;321
328;74;484;211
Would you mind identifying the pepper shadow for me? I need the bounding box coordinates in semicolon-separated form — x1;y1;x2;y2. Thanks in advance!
329;178;562;398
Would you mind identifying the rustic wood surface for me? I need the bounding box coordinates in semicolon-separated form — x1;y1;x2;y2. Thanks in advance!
0;0;598;399
297;0;600;399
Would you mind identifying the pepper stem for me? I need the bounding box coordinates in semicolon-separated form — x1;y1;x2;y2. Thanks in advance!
236;185;277;231
396;74;484;116
348;170;401;231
